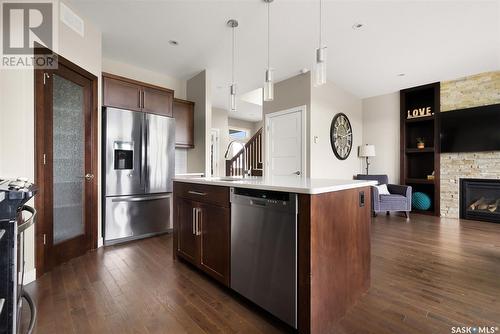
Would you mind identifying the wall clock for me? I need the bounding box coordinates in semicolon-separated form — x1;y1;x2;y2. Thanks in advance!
330;113;353;160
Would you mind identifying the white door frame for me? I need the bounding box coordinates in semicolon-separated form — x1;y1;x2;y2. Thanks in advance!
210;128;220;176
264;105;307;178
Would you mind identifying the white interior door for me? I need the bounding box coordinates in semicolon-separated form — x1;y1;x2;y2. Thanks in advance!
265;107;305;178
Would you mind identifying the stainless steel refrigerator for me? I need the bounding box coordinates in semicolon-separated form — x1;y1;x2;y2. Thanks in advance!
103;107;175;245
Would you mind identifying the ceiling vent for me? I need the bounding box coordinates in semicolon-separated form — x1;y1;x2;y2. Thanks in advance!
60;3;84;37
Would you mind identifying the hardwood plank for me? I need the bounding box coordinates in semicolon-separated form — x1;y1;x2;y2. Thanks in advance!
22;215;500;334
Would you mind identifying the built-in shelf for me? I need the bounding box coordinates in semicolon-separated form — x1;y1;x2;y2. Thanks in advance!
405;115;435;123
401;82;440;216
406;178;435;185
406;148;435;154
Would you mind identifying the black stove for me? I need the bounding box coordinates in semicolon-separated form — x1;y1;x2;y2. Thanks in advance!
0;178;38;334
0;178;37;220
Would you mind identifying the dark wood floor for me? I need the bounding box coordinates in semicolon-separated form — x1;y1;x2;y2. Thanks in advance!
22;214;500;333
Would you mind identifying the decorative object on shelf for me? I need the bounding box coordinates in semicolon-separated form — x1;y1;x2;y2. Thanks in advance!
427;171;435;180
330;113;353;160
314;0;327;86
263;0;274;101
416;137;425;149
412;192;431;211
406;106;433;119
227;19;239;111
358;144;376;175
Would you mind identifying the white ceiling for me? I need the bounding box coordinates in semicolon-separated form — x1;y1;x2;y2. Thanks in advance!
69;0;500;121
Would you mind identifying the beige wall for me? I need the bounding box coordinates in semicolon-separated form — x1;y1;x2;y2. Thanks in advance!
187;70;211;175
263;72;311;177
102;58;186;99
362;92;400;183
310;81;364;179
262;72;364;179
0;0;102;282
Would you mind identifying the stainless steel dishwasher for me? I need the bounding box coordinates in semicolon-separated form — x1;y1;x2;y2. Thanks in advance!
230;187;297;328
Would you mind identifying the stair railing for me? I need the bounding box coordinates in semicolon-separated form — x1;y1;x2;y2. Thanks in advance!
225;128;263;176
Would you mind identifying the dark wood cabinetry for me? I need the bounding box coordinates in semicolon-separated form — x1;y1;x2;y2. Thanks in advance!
173;182;230;286
142;86;173;117
173;181;372;333
199;203;230;283
173;98;195;148
400;82;440;216
176;197;199;263
103;76;142;111
102;72;173;117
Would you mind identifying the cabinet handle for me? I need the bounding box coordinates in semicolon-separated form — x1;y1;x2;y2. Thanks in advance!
142;91;145;108
188;191;207;196
192;207;196;235
196;208;202;236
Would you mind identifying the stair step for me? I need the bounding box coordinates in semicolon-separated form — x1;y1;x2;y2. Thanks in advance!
251;169;263;177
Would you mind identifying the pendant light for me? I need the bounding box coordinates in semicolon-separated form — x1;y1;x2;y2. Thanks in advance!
315;0;327;86
228;19;238;111
263;0;274;101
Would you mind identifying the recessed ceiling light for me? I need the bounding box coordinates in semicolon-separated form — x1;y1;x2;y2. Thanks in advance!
168;40;179;46
397;73;406;77
352;23;364;29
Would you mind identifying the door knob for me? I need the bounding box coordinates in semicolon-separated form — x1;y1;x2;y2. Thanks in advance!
84;173;95;181
294;171;301;175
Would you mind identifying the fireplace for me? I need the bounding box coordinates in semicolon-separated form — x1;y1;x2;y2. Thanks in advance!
460;179;500;223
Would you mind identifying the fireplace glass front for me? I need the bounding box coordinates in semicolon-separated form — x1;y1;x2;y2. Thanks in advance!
460;179;500;223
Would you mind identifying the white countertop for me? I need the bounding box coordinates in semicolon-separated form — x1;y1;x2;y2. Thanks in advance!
173;176;376;195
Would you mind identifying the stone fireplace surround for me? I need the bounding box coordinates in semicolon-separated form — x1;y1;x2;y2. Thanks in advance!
439;71;500;218
441;152;500;218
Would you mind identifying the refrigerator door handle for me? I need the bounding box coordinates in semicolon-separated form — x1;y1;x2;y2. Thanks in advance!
111;194;171;203
141;113;147;189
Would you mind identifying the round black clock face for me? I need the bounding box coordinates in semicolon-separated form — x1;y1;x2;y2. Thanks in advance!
330;113;353;160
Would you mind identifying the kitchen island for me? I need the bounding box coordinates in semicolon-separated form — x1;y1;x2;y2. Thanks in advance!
172;176;376;334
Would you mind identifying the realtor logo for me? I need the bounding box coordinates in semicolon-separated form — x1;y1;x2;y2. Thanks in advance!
1;1;57;69
2;2;52;54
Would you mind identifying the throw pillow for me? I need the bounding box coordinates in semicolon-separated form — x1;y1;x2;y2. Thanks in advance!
375;184;390;195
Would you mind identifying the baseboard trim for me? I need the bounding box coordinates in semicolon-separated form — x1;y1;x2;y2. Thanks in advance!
24;268;36;285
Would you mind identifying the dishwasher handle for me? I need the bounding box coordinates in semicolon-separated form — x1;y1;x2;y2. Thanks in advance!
250;200;267;207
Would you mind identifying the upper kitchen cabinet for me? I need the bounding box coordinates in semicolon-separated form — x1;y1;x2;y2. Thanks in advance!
103;75;142;112
173;98;195;148
102;72;174;117
142;86;173;117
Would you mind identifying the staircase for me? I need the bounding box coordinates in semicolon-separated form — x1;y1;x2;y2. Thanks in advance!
226;128;263;176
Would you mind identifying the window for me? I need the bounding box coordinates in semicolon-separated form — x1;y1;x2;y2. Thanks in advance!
229;128;249;141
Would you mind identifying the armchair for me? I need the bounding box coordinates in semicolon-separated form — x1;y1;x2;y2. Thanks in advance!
356;174;412;219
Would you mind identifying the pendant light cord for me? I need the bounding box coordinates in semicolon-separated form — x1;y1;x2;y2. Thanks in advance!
232;25;235;84
267;2;270;69
319;0;322;48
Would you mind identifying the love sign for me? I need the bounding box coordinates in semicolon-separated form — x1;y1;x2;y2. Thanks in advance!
407;107;433;119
